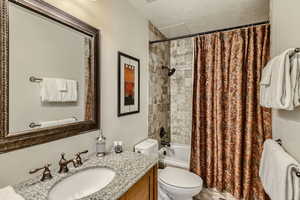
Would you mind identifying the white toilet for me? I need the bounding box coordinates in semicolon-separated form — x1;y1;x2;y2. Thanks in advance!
135;139;203;200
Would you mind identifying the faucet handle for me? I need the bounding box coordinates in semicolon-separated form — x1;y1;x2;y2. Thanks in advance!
29;164;52;182
73;150;88;168
77;150;88;156
58;153;71;173
60;153;66;159
59;153;67;164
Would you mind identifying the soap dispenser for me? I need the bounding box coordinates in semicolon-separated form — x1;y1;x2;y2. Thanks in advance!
96;130;106;157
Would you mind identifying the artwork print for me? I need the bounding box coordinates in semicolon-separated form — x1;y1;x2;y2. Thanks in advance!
124;64;135;106
118;52;140;116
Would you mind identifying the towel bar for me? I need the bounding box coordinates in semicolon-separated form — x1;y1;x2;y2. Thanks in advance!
29;122;41;128
275;139;283;146
29;76;43;82
289;48;300;58
72;116;78;121
29;117;78;128
275;139;300;177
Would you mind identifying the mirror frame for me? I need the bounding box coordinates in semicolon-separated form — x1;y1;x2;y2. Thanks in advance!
0;0;100;153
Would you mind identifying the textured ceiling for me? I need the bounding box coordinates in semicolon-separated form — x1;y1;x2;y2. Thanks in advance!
128;0;270;39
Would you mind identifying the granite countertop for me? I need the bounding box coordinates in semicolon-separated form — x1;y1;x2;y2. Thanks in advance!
14;151;158;200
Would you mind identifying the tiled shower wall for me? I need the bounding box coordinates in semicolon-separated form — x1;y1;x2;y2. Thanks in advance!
148;23;170;141
170;38;194;145
148;23;194;145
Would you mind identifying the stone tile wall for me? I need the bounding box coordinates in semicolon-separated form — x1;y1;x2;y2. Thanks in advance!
148;22;170;141
148;23;194;145
170;38;194;145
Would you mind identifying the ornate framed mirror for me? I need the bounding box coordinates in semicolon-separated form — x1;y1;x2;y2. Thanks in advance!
0;0;100;153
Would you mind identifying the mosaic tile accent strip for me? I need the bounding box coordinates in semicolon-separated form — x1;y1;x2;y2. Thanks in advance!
170;38;194;145
148;22;171;141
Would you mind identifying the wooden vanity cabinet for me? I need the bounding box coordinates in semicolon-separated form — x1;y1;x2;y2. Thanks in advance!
119;164;158;200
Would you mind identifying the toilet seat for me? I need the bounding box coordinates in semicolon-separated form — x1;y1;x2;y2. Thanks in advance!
158;167;202;189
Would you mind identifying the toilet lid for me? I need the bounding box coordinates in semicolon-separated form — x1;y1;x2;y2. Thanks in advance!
159;167;202;189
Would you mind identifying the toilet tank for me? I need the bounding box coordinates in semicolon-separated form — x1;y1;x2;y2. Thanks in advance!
134;139;158;156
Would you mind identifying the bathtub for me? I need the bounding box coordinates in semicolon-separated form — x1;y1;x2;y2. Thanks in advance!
161;143;191;169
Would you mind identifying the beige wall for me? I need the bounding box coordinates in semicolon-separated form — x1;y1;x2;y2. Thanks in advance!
270;0;300;161
0;0;149;187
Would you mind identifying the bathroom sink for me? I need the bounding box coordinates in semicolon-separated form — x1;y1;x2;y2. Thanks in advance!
48;167;115;200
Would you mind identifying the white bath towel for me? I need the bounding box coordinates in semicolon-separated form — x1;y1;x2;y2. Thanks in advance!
260;49;300;110
292;54;300;107
40;78;61;102
260;58;274;108
259;139;300;200
0;186;24;200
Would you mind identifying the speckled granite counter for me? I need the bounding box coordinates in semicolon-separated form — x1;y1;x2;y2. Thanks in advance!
13;151;158;200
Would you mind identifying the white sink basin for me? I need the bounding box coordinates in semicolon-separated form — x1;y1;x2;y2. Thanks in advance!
48;167;115;200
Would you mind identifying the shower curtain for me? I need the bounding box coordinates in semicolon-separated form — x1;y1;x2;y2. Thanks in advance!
190;24;272;200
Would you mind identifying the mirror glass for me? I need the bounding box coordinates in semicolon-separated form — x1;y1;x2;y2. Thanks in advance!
8;2;95;134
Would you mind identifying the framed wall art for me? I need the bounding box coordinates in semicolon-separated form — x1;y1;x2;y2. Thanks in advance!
118;52;140;116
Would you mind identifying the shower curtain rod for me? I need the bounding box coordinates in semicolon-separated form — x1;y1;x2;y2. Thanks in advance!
149;20;270;44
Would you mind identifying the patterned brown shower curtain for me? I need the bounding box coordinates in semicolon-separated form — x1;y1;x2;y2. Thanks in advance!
190;24;272;200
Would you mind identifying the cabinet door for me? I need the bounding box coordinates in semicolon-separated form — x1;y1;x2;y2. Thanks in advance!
152;165;158;200
126;172;151;200
119;165;158;200
119;196;127;200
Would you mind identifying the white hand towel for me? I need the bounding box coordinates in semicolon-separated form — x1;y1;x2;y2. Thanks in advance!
40;78;61;102
61;80;78;102
276;49;294;110
259;139;300;200
0;186;24;200
260;58;274;108
260;49;299;110
40;78;78;103
56;78;68;92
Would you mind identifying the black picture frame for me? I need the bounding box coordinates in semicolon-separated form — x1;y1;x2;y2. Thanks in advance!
118;52;140;117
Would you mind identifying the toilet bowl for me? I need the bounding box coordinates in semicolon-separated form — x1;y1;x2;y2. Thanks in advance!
134;139;203;200
158;167;203;200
